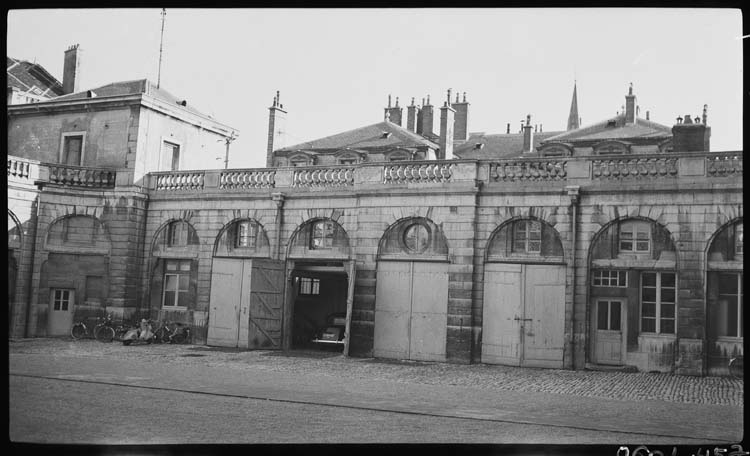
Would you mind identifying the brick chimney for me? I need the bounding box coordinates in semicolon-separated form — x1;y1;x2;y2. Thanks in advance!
384;95;403;126
522;114;534;154
266;91;287;167
439;89;455;160
406;97;420;133
672;105;711;152
62;44;82;95
452;91;469;141
420;95;435;138
625;82;637;124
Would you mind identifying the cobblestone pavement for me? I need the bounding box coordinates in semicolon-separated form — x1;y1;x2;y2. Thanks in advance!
9;338;743;407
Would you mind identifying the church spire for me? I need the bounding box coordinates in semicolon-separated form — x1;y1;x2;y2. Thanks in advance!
567;81;580;131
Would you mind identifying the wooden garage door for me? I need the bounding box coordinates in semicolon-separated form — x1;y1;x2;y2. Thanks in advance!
482;263;565;368
374;261;448;361
207;258;248;347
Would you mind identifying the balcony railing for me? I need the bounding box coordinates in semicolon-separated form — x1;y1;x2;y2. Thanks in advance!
489;159;567;181
7;156;34;180
293;166;354;187
706;153;743;177
383;162;454;184
591;156;678;179
154;171;205;191
47;163;116;188
220;169;276;189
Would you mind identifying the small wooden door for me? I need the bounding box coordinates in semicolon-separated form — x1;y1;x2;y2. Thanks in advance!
207;258;247;347
593;299;625;365
482;263;565;368
374;261;448;361
48;288;75;336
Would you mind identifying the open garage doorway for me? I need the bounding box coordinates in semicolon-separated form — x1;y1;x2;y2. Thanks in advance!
285;260;355;355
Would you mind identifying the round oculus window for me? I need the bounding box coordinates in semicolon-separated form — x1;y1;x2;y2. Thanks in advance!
403;223;430;253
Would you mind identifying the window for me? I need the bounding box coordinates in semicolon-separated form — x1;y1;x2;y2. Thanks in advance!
298;277;320;295
597;300;622;331
235;221;257;248
592;270;628;287
311;220;335;249
162;260;191;308
403;223;430;253
61;134;84;165
167;221;191;247
339;157;357;165
162;141;180;171
735;224;743;255
291;159;308;167
620;221;650;253
388;151;411;162
717;273;743;338
52;289;73;311
641;272;676;334
513;220;542;253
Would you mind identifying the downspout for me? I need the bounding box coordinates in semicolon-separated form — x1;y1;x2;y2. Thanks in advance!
566;185;580;369
272;193;285;260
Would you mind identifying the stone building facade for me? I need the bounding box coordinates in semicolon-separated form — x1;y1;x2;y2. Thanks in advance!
7;83;742;377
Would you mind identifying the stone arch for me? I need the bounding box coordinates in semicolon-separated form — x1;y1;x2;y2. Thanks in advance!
484;215;564;263
587;215;677;265
213;217;271;258
287;217;351;259
705;217;743;262
150;218;201;256
377;216;449;259
44;214;111;254
8;209;22;250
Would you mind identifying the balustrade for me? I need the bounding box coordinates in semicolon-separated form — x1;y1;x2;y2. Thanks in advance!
489;160;567;181
155;171;205;191
706;154;743;177
47;163;116;188
220;169;276;189
383;162;453;184
7;157;32;180
292;167;354;187
592;156;678;179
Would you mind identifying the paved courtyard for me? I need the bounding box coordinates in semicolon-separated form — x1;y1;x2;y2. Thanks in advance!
9;337;743;407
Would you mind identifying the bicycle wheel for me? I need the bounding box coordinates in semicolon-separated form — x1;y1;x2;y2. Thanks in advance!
171;331;186;344
114;326;128;341
95;325;115;343
155;327;169;344
728;357;743;379
71;324;87;340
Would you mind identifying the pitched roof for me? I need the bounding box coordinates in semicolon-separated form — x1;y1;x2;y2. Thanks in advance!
454;131;564;159
6;56;65;98
542;114;672;144
54;79;213;119
278;121;438;152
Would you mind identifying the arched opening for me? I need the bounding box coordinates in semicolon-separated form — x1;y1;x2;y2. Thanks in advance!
587;217;677;372
373;217;450;361
41;215;111;336
482;217;566;368
206;218;284;349
285;218;353;353
706;218;743;376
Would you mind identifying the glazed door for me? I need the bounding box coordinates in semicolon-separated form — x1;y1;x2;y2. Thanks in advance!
593;299;625;365
522;265;566;368
48;288;75;336
481;263;523;365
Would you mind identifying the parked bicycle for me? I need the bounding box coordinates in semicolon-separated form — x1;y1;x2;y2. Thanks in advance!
153;321;191;344
728;355;743;379
70;314;116;343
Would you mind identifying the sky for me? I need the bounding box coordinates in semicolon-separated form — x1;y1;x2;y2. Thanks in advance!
7;8;744;169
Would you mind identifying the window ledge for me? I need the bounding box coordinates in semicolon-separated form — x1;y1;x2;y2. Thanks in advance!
161;306;188;311
638;333;676;340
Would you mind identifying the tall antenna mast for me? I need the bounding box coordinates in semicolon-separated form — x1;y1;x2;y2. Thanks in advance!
157;8;166;89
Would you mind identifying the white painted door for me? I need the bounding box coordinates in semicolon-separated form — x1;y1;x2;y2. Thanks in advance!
374;261;448;361
374;261;412;359
409;262;448;361
207;258;248;347
482;263;566;368
593;299;625;365
48;288;75;336
522;265;566;368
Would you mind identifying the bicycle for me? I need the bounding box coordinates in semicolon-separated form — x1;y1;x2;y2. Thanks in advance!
70;314;116;342
728;355;743;379
153;321;191;344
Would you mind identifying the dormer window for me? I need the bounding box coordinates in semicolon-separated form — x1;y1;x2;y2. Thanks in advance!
619;221;650;253
387;150;411;162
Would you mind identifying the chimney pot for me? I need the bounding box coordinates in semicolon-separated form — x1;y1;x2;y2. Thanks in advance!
702;104;708;124
683;114;693;124
455;92;460;104
646;110;650;120
62;44;82;95
463;92;467;103
395;96;399;107
506;123;510;134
